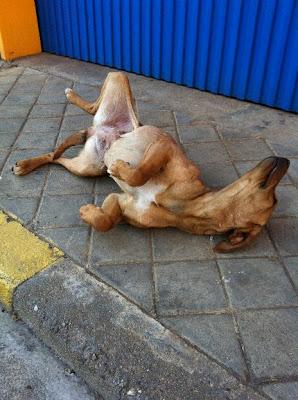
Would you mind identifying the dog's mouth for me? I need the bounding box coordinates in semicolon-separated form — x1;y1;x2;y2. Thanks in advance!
259;157;290;189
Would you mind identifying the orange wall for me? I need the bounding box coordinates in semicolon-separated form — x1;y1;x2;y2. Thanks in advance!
0;0;41;61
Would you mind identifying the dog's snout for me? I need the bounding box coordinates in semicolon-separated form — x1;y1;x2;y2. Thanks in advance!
259;157;290;189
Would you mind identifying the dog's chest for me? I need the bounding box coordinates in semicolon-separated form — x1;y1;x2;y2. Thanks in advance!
116;178;165;211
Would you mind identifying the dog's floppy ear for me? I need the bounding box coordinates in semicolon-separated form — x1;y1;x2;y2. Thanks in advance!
95;72;139;132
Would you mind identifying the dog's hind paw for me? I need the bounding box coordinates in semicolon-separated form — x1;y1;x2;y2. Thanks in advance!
12;160;30;176
65;88;74;99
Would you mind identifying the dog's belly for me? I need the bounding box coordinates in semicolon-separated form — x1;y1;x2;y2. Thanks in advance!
104;127;166;211
104;128;160;169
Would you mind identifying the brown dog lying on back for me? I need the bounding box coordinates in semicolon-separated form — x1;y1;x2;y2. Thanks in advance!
13;72;289;252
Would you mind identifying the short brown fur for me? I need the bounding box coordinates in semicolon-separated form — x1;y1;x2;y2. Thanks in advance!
13;72;289;252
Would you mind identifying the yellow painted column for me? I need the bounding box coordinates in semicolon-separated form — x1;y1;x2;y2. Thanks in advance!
0;0;41;61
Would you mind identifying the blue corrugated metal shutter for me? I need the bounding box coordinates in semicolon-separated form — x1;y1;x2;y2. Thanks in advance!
35;0;298;112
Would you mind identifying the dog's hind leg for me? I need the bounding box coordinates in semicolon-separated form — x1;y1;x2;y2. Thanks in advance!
80;193;123;231
13;129;104;177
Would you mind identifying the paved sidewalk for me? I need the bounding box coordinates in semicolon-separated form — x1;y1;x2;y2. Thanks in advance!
0;54;297;399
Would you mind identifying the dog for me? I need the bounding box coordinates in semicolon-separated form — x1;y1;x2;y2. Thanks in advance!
13;72;289;252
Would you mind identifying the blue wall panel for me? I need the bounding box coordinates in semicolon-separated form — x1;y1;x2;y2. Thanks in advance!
35;0;298;112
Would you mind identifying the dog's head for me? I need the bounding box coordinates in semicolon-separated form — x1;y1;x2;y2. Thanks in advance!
223;156;289;224
187;156;290;251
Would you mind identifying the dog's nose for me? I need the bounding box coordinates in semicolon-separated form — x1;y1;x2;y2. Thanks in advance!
259;157;290;189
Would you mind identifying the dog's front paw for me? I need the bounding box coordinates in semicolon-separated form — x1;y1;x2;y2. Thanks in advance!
80;204;98;223
65;88;74;100
109;160;130;180
12;160;32;176
80;204;110;231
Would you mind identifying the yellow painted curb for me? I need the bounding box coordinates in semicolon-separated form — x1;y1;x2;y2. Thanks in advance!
0;0;41;61
0;211;63;309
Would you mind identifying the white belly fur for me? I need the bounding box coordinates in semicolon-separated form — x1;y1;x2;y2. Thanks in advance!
104;127;166;211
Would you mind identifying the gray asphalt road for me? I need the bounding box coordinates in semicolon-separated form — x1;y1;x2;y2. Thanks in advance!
0;308;99;400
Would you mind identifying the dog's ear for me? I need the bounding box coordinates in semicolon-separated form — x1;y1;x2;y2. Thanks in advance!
95;72;139;132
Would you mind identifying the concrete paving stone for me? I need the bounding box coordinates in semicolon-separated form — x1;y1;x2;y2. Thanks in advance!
138;109;175;127
42;76;72;93
216;229;276;259
72;82;100;101
91;225;151;265
0;104;31;119
162;314;247;378
0;149;9;169
37;226;90;265
288;158;298;184
0;83;13;95
218;126;268;140
218;258;298;309
23;68;47;76
234;160;291;184
36;194;94;228
177;124;218;143
0;196;38;225
0;75;19;85
13;80;44;93
199;161;239;188
273;186;298;217
55;145;84;158
0;310;98;400
65;103;87;116
152;228;214;262
0;132;18;148
90;263;154;313
0;66;24;76
184;141;230;165
283;257;298;288
268;218;298;256
275;110;298;130
45;167;95;195
37;93;68;104
172;111;200;126
15;131;57;149
237;309;298;380
137;99;170;112
155;260;226;314
174;111;215;125
51;57;114;85
215;106;281;132
265;130;298;157
18;70;47;80
23;117;62;133
14;257;266;400
3;93;38;105
94;176;120;195
60;115;93;132
29;103;66;118
262;382;298;400
224;139;273;161
0;149;49;196
0;118;24;133
56;124;84;143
